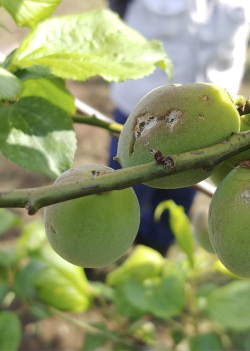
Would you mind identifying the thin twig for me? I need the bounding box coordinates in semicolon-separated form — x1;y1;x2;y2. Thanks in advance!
50;307;134;347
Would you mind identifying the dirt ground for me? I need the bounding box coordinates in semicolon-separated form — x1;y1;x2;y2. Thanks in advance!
0;1;250;350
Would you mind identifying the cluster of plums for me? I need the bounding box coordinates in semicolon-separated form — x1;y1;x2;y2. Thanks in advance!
44;83;250;277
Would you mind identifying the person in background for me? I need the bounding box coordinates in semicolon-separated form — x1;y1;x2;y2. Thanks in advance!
108;0;250;256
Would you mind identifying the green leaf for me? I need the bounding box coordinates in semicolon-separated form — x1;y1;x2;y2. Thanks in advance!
0;209;21;236
171;329;185;346
1;0;62;28
114;284;143;319
29;304;51;319
0;67;23;100
11;9;172;82
155;200;194;266
189;333;222;351
107;245;164;286
0;283;9;304
206;280;250;331
16;220;46;259
129;320;156;345
118;275;185;319
35;245;91;312
0;96;76;179
83;323;108;351
0;311;21;351
0;249;16;267
14;259;47;300
20;77;76;115
89;281;114;301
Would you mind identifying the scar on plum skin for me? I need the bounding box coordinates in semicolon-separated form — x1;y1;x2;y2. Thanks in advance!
202;95;210;102
165;110;183;131
133;113;158;139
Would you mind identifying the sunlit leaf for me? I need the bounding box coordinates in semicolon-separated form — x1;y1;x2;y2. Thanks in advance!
20;77;76;115
1;0;62;28
35;245;91;312
155;200;194;266
0;67;23;100
107;245;163;286
0;96;76;179
11;9;172;82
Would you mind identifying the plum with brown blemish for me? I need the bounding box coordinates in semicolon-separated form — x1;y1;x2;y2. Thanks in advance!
116;83;240;189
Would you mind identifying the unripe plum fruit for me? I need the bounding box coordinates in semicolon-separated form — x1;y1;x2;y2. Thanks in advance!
210;113;250;186
44;164;140;268
116;83;240;189
192;206;214;254
208;163;250;277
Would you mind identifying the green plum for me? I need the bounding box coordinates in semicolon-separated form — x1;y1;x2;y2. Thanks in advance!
208;162;250;277
44;164;140;268
116;83;240;189
210;113;250;186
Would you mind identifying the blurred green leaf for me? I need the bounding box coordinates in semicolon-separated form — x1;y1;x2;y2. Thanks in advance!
11;9;172;82
155;200;194;266
206;280;250;331
29;304;51;320
0;249;16;267
0;67;23;100
83;323;108;351
129;320;156;345
117;275;185;320
0;209;21;236
0;282;9;304
14;259;46;300
0;96;76;179
16;220;46;259
171;329;185;346
189;333;222;351
1;0;62;28
35;245;91;312
89;281;114;301
0;311;21;351
20;77;76;115
107;245;164;286
114;284;143;319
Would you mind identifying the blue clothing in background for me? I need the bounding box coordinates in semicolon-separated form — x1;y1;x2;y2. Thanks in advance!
109;109;196;253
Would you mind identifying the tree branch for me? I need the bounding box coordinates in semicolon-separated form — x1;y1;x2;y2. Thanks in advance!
72;114;123;134
0;131;249;215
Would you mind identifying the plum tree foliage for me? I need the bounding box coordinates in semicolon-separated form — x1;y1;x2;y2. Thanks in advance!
0;1;250;350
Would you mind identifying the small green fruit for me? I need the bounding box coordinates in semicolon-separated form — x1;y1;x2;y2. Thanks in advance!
117;83;240;189
208;163;250;277
44;164;140;268
192;206;214;253
210;113;250;186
